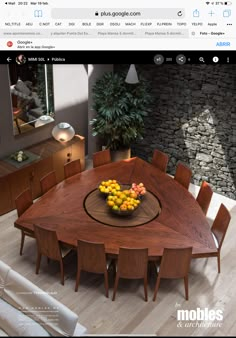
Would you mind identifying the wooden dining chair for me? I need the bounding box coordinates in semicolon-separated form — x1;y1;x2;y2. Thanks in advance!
15;188;34;256
33;224;71;285
153;247;192;301
75;239;111;297
40;171;57;195
151;149;169;173
211;203;231;273
112;247;148;302
93;149;112;168
196;181;213;215
64;159;81;179
174;162;192;190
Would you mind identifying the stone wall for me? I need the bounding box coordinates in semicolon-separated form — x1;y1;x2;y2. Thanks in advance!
115;64;236;199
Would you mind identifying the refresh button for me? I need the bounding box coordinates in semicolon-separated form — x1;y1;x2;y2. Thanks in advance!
177;10;183;17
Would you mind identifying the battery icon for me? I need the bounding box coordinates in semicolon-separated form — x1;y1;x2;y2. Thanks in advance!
224;1;232;5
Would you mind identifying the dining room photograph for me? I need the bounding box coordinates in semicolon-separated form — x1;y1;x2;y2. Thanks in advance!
0;62;235;337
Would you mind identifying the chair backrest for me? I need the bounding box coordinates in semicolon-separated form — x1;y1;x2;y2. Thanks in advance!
151;149;169;173
116;247;148;279
211;203;231;250
159;247;192;279
40;171;57;194
15;188;33;217
174;162;192;190
64;159;81;179
34;225;62;261
93;149;111;168
196;181;213;215
77;239;107;273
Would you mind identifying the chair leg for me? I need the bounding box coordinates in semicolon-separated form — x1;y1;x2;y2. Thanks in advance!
144;276;148;302
60;260;64;285
104;271;109;298
217;253;221;274
184;276;189;300
112;274;120;301
35;253;41;274
153;276;161;301
20;231;25;256
75;268;81;292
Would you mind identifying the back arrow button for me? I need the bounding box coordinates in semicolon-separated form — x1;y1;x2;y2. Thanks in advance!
7;57;12;62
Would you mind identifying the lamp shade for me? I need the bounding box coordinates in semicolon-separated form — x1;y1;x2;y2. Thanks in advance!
52;122;75;142
35;115;54;128
125;64;139;84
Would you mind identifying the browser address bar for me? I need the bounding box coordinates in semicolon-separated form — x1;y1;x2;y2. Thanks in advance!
51;8;185;19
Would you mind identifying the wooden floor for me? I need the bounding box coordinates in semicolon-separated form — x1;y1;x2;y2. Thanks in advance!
0;182;236;336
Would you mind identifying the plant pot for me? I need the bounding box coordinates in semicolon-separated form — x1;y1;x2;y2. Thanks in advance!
110;148;131;162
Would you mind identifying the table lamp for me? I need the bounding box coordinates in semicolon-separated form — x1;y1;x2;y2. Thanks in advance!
52;122;75;142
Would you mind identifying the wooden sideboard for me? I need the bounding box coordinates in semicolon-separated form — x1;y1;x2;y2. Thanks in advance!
0;135;85;215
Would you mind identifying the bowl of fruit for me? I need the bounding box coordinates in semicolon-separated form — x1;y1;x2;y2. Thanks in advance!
98;179;121;197
129;183;146;200
106;189;141;216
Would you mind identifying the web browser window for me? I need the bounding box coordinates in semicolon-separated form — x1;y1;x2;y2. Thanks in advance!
0;1;236;337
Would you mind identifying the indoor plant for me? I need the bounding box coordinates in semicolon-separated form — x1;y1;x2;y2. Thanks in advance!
90;71;153;159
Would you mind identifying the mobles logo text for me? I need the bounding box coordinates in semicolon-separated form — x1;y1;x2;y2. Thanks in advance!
176;306;224;328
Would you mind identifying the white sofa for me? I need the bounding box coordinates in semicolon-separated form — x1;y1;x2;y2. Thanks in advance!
0;260;87;336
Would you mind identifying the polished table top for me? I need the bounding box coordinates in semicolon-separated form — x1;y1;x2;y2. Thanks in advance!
15;157;217;259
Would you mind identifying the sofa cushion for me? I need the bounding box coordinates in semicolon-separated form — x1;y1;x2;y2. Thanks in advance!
0;261;86;337
0;298;50;336
2;269;79;336
0;262;10;298
73;323;87;336
0;328;8;336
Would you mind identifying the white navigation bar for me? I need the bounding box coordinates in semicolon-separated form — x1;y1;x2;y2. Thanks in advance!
0;0;234;51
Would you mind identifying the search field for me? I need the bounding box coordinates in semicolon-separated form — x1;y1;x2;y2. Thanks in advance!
51;8;185;20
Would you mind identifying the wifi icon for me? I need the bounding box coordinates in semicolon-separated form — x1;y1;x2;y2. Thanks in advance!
206;2;210;4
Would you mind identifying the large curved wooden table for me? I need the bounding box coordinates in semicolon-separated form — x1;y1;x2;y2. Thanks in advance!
15;157;217;259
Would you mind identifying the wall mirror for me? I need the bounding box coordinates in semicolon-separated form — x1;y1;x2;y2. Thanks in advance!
8;64;54;135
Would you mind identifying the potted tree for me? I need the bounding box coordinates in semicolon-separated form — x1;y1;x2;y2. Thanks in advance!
90;71;153;161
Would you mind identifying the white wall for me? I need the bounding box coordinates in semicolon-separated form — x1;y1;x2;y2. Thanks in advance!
53;64;88;150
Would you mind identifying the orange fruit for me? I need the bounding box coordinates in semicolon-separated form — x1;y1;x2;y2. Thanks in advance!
115;198;123;206
130;192;137;199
